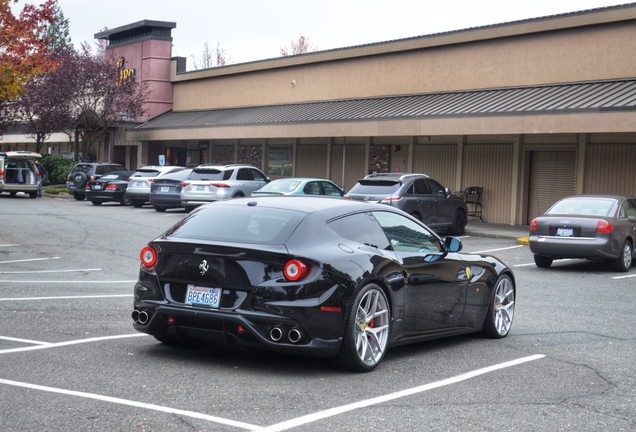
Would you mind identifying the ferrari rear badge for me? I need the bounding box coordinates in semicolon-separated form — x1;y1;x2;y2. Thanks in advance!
199;259;209;276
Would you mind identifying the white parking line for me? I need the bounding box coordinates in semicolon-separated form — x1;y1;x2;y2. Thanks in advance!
0;354;544;431
612;273;636;279
0;333;148;355
0;294;132;302
0;244;18;247
0;378;264;431
1;280;136;283
0;257;60;264
0;336;51;345
0;268;102;274
261;354;545;431
470;245;524;254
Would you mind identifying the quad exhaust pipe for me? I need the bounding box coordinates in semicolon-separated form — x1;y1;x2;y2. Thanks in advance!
132;310;149;325
288;328;302;343
270;327;283;341
270;327;302;343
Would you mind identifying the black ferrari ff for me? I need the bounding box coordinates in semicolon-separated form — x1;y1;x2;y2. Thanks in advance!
132;197;516;372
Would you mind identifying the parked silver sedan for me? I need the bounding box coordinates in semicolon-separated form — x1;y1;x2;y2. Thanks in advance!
126;165;185;207
529;195;636;271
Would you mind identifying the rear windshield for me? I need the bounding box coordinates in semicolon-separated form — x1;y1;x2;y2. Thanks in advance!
547;198;616;216
189;169;231;181
258;180;301;192
348;180;401;195
164;205;305;244
131;170;160;177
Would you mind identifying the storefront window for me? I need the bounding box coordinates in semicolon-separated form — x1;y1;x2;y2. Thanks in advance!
267;147;293;176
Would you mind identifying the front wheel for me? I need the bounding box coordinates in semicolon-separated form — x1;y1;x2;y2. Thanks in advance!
91;200;102;206
132;200;144;208
480;274;515;338
448;210;466;236
333;284;391;372
153;205;166;212
612;240;633;272
29;191;38;198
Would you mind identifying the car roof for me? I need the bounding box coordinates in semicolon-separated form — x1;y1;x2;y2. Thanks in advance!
0;151;42;160
557;194;633;201
363;173;429;180
208;195;392;216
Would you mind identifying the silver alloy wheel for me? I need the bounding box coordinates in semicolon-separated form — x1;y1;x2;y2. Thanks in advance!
622;242;632;269
493;275;515;336
354;288;390;367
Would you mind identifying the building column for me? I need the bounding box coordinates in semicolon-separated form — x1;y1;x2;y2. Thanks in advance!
292;138;298;177
326;138;333;179
576;133;587;194
455;136;465;193
510;135;523;225
407;136;414;173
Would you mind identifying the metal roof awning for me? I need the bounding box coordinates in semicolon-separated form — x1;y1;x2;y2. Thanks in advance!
136;79;636;131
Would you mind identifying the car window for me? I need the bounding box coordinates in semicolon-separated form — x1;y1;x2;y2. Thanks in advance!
223;169;234;180
111;165;126;172
304;182;321;195
259;179;300;192
547;197;616;216
250;169;267;182
74;165;92;174
100;174;122;180
236;168;252;181
620;199;636;220
132;170;160;178
411;179;430;195
348;180;401;195
372;211;442;253
165;205;304;245
328;212;391;249
321;182;343;196
425;179;446;196
190;169;225;181
96;166;107;175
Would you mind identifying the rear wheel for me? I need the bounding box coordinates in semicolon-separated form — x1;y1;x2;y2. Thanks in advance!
612;240;633;272
29;191;37;198
448;210;466;236
410;212;422;222
73;192;85;201
132;200;144;208
153;205;166;212
91;200;102;206
120;195;132;206
534;255;553;268
333;284;390;372
480;274;515;338
9;191;16;197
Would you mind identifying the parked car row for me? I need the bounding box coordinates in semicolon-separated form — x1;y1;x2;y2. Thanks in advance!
0;151;42;198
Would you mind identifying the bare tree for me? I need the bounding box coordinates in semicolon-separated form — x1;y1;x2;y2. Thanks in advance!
190;42;231;70
280;35;316;57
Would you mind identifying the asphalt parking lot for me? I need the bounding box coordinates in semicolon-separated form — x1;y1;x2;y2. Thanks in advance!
1;193;635;431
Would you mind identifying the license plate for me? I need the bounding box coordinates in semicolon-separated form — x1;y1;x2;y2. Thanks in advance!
93;185;102;190
185;285;221;308
557;228;573;237
161;186;169;192
135;182;143;187
196;186;205;191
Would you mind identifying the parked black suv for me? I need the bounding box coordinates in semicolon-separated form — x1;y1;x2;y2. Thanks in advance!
344;173;468;235
66;162;127;201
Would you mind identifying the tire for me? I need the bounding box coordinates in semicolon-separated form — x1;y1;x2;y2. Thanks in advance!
185;206;194;213
333;284;391;372
132;200;144;208
410;212;422;222
72;171;88;189
612;240;633;272
9;191;16;197
73;192;85;201
153;205;166;212
91;200;102;206
480;274;515;338
448;210;467;236
120;195;132;206
534;255;553;268
29;191;37;199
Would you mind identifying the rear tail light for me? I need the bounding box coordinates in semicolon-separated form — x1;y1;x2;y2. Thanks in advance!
182;182;191;187
127;178;131;182
86;184;90;190
596;220;613;234
106;184;118;190
343;195;352;200
283;259;310;281
211;182;230;188
66;174;70;181
140;246;157;268
529;218;538;231
381;196;402;204
90;176;95;181
149;179;154;183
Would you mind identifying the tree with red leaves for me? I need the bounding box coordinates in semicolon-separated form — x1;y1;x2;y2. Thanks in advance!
0;0;57;101
280;35;316;57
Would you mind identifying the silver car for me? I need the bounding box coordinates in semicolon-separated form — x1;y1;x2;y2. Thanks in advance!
180;164;270;212
0;151;41;198
529;195;636;271
126;165;185;208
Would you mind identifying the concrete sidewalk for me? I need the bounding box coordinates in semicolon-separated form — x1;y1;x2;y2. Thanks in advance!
464;221;529;242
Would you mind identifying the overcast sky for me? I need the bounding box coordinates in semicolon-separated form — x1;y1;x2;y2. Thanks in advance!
13;0;633;67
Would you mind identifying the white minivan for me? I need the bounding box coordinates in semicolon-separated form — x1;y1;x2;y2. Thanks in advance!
0;151;42;198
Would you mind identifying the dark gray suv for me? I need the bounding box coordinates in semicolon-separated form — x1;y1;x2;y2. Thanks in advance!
344;173;468;235
66;162;127;201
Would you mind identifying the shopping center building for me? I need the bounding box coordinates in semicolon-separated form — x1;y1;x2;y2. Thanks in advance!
4;4;636;225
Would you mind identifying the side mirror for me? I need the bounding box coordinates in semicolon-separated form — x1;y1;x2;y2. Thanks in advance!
444;237;462;252
444;187;452;198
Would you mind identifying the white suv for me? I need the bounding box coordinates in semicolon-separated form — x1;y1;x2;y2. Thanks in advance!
0;151;41;198
180;164;270;212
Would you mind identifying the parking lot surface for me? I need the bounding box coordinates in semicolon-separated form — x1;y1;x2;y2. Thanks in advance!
1;193;635;431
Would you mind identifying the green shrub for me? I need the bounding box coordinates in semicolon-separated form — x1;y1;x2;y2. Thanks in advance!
41;154;76;185
43;187;70;195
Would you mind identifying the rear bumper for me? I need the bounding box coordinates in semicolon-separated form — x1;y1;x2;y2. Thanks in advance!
132;304;340;358
529;235;617;259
